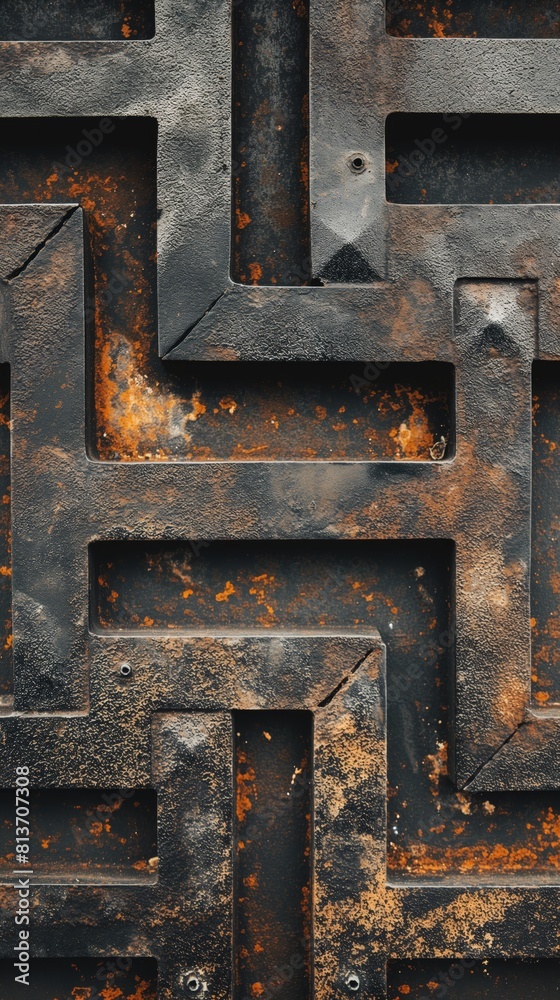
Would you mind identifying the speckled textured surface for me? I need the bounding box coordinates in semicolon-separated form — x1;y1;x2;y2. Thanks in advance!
1;1;560;996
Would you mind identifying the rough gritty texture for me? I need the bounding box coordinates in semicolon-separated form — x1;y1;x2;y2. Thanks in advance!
1;1;560;995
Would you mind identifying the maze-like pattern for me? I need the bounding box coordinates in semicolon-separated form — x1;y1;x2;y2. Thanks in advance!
0;2;559;998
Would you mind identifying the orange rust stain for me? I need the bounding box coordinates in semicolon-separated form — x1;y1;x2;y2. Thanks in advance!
388;388;435;458
425;741;448;795
535;690;550;703
216;580;236;602
99;988;123;1000
237;759;256;823
126;982;157;1000
427;17;446;36
236;209;252;230
248;262;263;283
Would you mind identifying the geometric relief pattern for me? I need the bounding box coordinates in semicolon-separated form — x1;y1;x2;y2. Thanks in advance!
1;1;560;999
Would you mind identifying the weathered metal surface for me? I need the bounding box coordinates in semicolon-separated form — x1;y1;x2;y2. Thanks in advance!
92;538;452;632
232;0;310;285
0;957;158;998
235;712;311;1000
0;0;154;40
0;788;157;884
387;1;560;38
532;362;560;707
386;113;560;204
1;0;560;994
387;959;560;997
0;364;10;700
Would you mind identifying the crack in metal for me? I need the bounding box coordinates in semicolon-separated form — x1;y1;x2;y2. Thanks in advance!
6;205;79;282
460;717;530;791
162;290;227;359
318;647;376;708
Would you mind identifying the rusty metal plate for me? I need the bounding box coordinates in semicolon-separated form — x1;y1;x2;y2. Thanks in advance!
0;0;560;998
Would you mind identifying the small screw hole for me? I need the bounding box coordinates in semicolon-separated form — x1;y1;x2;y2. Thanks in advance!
120;663;132;678
349;154;366;174
346;973;360;991
187;975;200;993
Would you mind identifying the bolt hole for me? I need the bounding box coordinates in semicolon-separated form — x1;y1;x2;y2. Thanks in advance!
187;975;200;993
120;662;132;678
346;973;360;991
349;154;366;174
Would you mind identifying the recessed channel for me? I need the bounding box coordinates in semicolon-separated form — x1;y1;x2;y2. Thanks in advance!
0;958;157;999
0;117;157;461
0;0;154;39
386;114;560;204
387;0;560;38
387;534;560;880
106;360;453;462
532;361;560;706
388;959;560;998
234;711;312;1000
0;788;157;884
232;0;310;285
91;539;454;634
